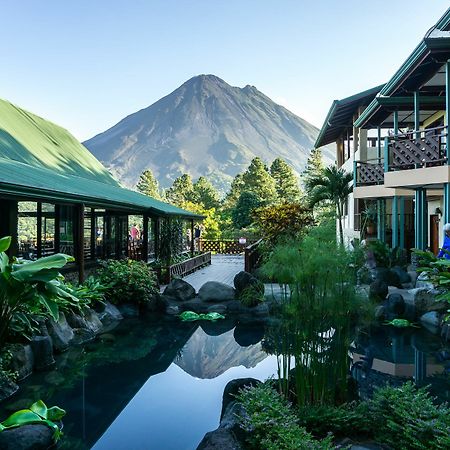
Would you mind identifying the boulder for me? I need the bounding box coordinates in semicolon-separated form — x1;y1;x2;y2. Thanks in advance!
419;311;441;332
66;310;89;329
372;268;402;288
207;304;227;314
181;297;209;314
71;328;96;345
441;323;450;341
166;305;180;315
46;312;74;352
369;280;388;302
234;325;265;347
163;279;196;301
199;282;236;302
196;429;243;450
391;266;411;284
97;302;123;324
145;293;165;312
404;288;435;314
0;424;54;450
416;271;434;289
117;303;140;317
83;308;103;334
233;271;259;294
219;401;247;442
384;293;406;320
30;335;55;371
9;344;34;380
200;319;236;337
221;378;260;418
0;378;19;402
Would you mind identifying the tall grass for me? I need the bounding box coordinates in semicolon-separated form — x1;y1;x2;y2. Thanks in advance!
263;220;363;406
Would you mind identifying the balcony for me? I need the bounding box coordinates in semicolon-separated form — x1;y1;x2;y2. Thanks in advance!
355;159;384;187
387;126;447;171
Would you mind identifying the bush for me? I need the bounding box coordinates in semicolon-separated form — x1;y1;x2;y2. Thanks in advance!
236;382;333;450
98;259;158;305
238;281;265;307
61;277;107;313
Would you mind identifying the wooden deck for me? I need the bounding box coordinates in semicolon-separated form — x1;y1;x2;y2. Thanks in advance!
181;254;244;291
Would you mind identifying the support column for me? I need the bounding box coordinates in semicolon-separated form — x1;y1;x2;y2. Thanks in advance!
377;126;381;160
76;204;85;283
414;188;427;250
142;214;149;262
444;183;450;224
414;91;420;139
190;219;195;256
399;196;405;249
384;137;389;172
446;59;450;162
392;196;399;248
377;199;386;242
0;199;18;256
393;110;399;137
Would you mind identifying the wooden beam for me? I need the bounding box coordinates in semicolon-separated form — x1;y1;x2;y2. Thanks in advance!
190;219;195;256
142;214;149;262
76;204;85;283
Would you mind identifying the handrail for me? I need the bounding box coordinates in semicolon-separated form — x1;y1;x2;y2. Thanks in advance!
244;238;263;273
388;125;447;140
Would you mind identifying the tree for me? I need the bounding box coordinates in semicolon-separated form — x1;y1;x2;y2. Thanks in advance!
222;173;245;211
136;169;161;199
165;174;194;206
302;148;324;187
305;165;353;246
193;176;221;209
232;191;261;229
241;157;278;204
270;158;302;202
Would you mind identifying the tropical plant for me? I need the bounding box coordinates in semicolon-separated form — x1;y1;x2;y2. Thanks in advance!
305;165;353;245
238;281;265;307
236;382;333;450
61;277;107;312
157;217;185;263
0;236;77;346
97;259;158;305
360;201;377;238
0;399;66;441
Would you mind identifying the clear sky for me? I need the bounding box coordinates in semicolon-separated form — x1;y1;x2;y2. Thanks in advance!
1;0;449;141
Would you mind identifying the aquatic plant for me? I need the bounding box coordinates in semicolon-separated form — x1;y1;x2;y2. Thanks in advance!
238;281;265;307
179;311;225;321
0;399;66;441
384;319;419;328
236;382;333;450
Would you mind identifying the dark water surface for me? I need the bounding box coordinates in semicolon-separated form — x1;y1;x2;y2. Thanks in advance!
0;316;448;449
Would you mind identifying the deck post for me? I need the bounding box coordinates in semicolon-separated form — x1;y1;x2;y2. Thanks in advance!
414;188;427;250
154;217;160;260
414;91;420;139
384;137;389;172
377;199;386;242
445;184;450;224
392;196;399;248
0;200;18;256
76;203;85;283
399;196;405;249
446;59;450;163
190;219;195;256
393;110;399;138
377;126;381;160
142;214;149;262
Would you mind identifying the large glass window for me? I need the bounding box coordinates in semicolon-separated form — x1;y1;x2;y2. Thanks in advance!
95;211;105;258
18;202;38;259
59;205;75;256
147;217;156;261
84;209;93;259
41;203;55;256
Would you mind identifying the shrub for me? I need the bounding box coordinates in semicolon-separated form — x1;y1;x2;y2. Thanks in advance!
238;281;265;307
61;277;107;313
236;382;333;450
369;382;450;449
98;259;158;305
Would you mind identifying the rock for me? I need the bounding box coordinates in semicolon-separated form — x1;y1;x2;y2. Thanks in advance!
166;305;180;315
45;371;65;386
0;424;54;450
391;266;411;284
233;271;260;294
408;270;418;287
374;305;386;320
441;323;450;341
198;282;236;302
117;303;140;317
221;378;260;419
252;303;269;316
0;378;19;402
419;311;441;331
30;336;55;371
234;325;265;347
163;278;196;301
416;271;434;289
226;300;245;313
71;328;96;345
196;428;243;450
181;297;209;314
9;344;34;380
98;301;123;324
373;268;402;288
66;310;89;329
200;319;236;337
46;312;74;352
411;332;442;353
98;333;115;343
207;304;227;314
384;293;405;320
145;293;165;312
369;280;388;302
83;308;103;333
405;288;435;314
219;401;247;441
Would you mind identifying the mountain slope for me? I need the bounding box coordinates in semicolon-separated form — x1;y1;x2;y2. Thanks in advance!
84;75;334;191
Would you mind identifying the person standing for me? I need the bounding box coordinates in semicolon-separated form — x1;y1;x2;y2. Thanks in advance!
438;223;450;259
130;224;140;241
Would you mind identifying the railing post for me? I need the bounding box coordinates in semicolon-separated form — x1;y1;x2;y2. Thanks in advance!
392;195;399;248
384;137;389;172
353;160;357;187
393;110;399;138
377;199;386;243
399;196;405;249
377;126;381;160
414;91;420;139
414;188;427;250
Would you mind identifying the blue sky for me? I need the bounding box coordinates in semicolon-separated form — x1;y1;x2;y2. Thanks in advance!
1;0;448;140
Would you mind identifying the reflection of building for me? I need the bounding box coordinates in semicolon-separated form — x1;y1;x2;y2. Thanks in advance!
0;98;202;281
315;8;450;253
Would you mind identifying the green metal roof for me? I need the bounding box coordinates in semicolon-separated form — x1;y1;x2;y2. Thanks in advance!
0;99;202;219
355;8;450;129
314;84;384;148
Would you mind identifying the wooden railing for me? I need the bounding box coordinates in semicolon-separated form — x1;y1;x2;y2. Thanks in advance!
355;159;384;186
155;252;212;284
244;239;263;273
199;239;257;254
388;126;447;170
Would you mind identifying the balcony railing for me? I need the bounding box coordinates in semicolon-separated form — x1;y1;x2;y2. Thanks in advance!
355;159;384;186
387;125;448;171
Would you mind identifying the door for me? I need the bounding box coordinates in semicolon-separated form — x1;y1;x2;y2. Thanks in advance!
430;214;440;255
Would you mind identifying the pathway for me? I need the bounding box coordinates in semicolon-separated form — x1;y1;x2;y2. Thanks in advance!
182;254;244;291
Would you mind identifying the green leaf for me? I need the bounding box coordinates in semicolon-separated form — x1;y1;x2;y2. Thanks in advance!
46;406;66;421
0;236;11;253
1;409;42;427
0;423;5;432
30;400;48;419
0;252;9;273
11;254;74;282
38;296;59;321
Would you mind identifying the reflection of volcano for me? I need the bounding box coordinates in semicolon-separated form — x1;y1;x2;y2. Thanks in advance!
175;327;268;379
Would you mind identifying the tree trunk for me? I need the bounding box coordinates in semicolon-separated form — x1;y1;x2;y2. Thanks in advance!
337;203;344;247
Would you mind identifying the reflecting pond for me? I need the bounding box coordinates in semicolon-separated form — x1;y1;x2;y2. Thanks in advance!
0;315;449;449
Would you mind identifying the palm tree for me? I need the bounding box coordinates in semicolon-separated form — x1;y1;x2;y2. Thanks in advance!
305;165;353;246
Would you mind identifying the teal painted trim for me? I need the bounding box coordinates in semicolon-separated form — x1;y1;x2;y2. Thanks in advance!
414;91;420;139
377;127;381;160
444;183;450;223
446;60;450;163
415;188;427;250
393;111;399;137
384;137;389;172
435;8;450;31
377;199;386;242
353;160;357;187
392;196;399;248
314;99;338;149
399;196;405;249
